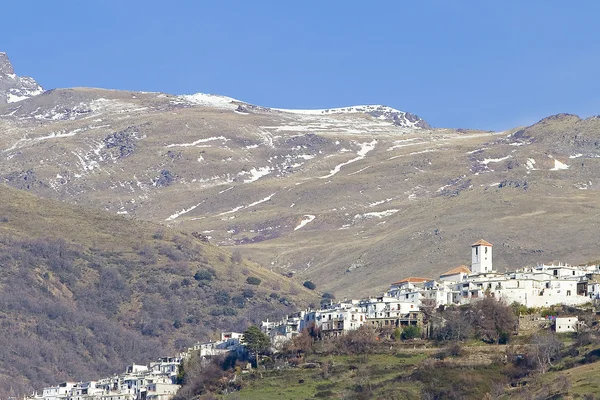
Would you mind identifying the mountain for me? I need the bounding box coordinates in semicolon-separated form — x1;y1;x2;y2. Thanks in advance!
1;53;599;301
0;52;43;104
0;184;315;397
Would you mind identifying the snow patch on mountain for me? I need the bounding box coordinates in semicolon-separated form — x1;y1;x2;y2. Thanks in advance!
165;200;206;221
526;158;536;173
243;166;273;183
320;140;377;179
550;159;569;171
167;136;228;148
480;155;511;165
294;215;316;230
354;209;399;219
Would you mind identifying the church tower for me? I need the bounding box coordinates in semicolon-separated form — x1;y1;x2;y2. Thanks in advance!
471;239;493;274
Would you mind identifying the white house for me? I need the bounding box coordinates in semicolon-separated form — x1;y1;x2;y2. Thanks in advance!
439;265;471;283
555;316;579;333
41;382;76;400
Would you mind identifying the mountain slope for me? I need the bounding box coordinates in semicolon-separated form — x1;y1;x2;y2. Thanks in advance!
0;184;315;398
1;54;599;300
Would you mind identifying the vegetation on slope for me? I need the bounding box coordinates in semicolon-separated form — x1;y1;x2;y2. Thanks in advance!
0;185;316;398
174;301;600;399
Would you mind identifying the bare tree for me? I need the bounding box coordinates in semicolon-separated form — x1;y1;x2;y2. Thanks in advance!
473;297;516;343
530;332;563;374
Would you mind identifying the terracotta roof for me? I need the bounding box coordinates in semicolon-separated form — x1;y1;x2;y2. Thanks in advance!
471;239;493;247
440;265;471;277
391;277;431;285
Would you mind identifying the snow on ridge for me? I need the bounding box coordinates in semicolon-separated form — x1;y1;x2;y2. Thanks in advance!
294;215;316;230
7;91;42;103
274;104;403;116
179;93;241;110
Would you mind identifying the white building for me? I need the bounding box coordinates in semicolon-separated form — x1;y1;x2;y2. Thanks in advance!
471;239;493;274
40;382;76;400
555;316;579;333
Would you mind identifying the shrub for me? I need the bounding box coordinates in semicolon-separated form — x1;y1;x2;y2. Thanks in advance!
449;342;463;356
230;249;243;263
194;270;214;281
321;292;335;299
246;277;261;286
401;325;421;340
214;290;230;305
231;295;246;308
303;280;317;290
242;288;255;298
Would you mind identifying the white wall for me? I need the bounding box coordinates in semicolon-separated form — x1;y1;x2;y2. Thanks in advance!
471;244;493;274
556;317;578;333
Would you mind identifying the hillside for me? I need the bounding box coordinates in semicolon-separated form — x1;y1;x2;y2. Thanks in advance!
0;184;316;398
1;53;600;299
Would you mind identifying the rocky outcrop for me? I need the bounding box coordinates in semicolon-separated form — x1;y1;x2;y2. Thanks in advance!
0;52;44;104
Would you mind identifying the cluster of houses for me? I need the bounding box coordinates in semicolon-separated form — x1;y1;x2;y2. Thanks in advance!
24;240;598;400
387;240;600;309
25;332;252;400
261;240;599;345
26;358;182;400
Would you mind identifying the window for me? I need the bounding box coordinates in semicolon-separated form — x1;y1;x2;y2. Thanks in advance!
554;270;558;276
567;290;571;296
485;247;488;254
475;247;478;256
573;271;575;275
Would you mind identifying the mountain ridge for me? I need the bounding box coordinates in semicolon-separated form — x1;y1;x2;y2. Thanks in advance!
0;52;44;104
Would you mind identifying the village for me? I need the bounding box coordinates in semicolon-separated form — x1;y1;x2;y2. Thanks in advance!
26;240;600;400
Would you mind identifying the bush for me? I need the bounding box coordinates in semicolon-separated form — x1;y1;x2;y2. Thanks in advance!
230;249;243;263
242;288;255;298
214;290;230;305
321;292;335;299
231;295;246;308
246;277;261;286
194;270;214;281
303;280;317;290
401;325;421;340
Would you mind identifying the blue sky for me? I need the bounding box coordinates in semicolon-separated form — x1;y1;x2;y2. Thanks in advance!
2;1;599;130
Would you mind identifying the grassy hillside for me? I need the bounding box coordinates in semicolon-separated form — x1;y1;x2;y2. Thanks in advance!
218;341;600;400
0;184;317;398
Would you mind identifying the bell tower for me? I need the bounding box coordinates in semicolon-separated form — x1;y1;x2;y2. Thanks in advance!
471;239;493;274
